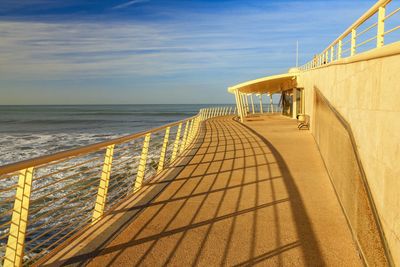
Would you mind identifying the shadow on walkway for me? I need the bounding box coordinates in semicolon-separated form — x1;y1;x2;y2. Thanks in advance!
40;116;360;266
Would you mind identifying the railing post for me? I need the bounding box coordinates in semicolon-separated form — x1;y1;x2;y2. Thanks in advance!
330;46;334;62
338;39;342;59
157;127;170;174
188;118;195;143
170;123;182;163
4;167;34;267
180;120;190;153
92;144;115;223
351;28;356;56
377;5;385;48
191;117;199;140
325;50;328;64
230;107;233;114
133;133;151;193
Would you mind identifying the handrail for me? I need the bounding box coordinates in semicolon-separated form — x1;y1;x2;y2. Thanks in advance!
0;106;236;266
325;0;390;52
299;0;399;71
0;116;195;176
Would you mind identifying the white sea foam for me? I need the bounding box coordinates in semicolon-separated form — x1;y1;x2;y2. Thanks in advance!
0;130;174;264
0;133;125;166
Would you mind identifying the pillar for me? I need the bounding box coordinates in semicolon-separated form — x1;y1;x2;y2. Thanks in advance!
292;88;298;119
269;94;274;113
250;94;255;114
244;94;249;112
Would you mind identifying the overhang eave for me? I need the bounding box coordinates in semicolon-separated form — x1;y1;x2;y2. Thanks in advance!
227;72;297;95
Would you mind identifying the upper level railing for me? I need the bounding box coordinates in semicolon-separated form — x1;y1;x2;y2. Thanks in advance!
0;106;235;266
299;0;399;71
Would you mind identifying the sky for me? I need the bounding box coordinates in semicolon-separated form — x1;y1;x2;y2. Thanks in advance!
0;0;377;104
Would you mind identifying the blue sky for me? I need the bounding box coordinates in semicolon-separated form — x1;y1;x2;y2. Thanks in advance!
0;0;377;104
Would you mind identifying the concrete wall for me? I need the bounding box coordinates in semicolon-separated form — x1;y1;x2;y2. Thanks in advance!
297;45;400;265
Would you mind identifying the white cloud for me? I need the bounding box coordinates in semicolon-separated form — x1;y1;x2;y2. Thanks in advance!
112;0;150;9
0;1;375;81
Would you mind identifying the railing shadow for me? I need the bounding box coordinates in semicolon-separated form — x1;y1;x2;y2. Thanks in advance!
39;116;324;266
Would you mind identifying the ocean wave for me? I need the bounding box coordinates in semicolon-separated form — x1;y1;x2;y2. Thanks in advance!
0;132;172;263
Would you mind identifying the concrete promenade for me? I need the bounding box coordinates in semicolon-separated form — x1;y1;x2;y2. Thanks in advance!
40;115;362;266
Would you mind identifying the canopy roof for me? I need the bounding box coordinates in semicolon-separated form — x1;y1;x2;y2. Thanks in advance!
228;72;297;94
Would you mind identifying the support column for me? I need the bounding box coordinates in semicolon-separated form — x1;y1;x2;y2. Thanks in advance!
241;93;247;117
235;89;243;122
250;94;255;114
234;91;239;116
244;94;249;112
258;94;263;114
269;94;274;113
292;88;298;119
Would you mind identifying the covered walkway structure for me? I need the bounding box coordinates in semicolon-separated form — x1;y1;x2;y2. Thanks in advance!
38;115;363;266
228;71;300;122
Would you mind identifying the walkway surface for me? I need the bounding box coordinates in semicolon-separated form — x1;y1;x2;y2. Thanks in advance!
40;115;362;266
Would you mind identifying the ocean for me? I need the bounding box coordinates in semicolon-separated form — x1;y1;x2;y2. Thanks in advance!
1;104;233;262
0;104;222;166
1;103;279;263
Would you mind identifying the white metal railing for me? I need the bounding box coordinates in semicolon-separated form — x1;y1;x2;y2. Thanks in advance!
0;106;234;266
299;0;399;70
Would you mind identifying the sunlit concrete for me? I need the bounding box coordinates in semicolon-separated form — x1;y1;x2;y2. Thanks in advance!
298;43;400;265
38;115;363;266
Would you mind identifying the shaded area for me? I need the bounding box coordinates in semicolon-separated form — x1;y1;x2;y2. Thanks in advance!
313;88;390;266
39;115;362;266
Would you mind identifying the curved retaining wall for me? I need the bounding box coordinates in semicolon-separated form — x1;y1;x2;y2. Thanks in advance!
297;44;400;266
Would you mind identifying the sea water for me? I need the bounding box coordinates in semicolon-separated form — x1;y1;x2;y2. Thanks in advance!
1;104;232;263
0;104;220;166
